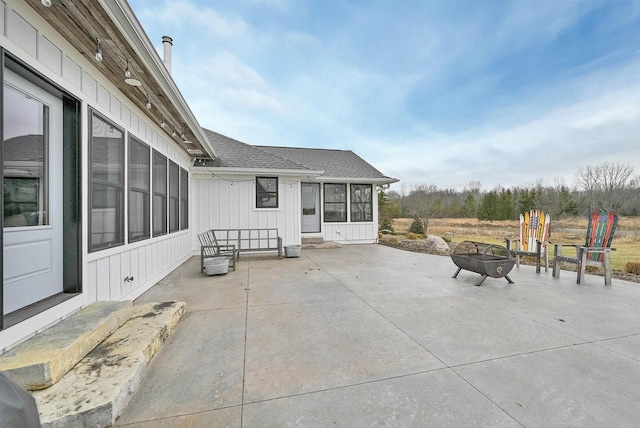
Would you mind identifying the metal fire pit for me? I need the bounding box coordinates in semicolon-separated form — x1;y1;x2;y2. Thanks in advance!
451;241;515;286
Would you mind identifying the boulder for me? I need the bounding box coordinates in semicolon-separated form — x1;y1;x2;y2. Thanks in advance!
425;235;451;255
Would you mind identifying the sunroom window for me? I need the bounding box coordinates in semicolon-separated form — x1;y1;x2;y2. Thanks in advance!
324;183;347;222
89;111;124;251
350;184;373;222
128;136;150;242
152;150;167;236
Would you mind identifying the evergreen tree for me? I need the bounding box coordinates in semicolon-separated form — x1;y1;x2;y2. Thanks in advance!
477;191;499;220
408;215;425;235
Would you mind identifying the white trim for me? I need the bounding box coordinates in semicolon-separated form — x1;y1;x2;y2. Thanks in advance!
100;0;215;158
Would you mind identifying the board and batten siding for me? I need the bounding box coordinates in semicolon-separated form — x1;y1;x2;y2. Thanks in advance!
0;0;193;351
315;182;380;244
191;176;301;248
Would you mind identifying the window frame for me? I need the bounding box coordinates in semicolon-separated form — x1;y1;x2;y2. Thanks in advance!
350;184;373;222
180;167;189;230
323;183;347;223
152;149;167;237
256;176;278;209
168;160;180;233
127;135;150;243
88;109;125;252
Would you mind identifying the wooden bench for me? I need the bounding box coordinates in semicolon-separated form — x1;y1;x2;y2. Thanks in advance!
211;228;282;258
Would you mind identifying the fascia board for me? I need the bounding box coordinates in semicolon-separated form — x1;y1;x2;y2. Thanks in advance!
101;0;217;159
190;167;325;178
312;177;400;184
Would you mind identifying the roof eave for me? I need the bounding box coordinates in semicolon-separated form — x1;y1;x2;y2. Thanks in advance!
102;0;217;159
312;177;400;184
190;167;325;178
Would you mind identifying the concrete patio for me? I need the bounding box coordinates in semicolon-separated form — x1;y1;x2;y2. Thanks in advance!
115;244;640;427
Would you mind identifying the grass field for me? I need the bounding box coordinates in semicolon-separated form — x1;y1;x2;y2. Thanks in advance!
392;217;640;272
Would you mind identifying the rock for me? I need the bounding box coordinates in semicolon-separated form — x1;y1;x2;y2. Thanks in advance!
425;235;451;255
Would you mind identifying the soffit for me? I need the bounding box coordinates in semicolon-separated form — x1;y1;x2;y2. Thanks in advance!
24;0;214;159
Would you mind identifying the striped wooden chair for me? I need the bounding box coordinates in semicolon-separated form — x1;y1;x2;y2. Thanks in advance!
552;209;618;286
505;209;551;273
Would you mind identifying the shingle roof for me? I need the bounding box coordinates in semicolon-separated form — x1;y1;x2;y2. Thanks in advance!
203;129;309;171
254;146;393;181
202;128;396;182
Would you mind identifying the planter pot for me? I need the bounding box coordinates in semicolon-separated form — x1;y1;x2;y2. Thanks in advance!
284;245;302;258
203;256;230;275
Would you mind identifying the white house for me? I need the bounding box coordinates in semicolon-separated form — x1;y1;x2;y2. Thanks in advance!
0;0;396;352
192;130;397;247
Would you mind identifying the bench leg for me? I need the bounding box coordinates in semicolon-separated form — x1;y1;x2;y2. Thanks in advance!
452;267;462;279
504;275;514;284
552;245;561;279
577;247;587;284
603;251;612;286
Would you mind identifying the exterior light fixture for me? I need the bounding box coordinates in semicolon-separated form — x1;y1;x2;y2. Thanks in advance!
172;129;176;138
146;95;151;110
180;125;185;140
161;116;166;128
95;39;103;62
124;59;142;86
41;0;52;7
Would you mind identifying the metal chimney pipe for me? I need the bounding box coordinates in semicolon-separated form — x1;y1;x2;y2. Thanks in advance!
162;36;173;74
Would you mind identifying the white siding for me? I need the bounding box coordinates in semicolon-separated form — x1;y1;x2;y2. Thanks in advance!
192;177;301;248
193;177;380;248
0;0;194;350
318;182;379;244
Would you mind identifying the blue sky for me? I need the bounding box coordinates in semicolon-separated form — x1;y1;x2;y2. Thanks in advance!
129;0;640;191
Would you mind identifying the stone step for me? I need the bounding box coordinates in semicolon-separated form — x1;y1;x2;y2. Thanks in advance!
0;301;133;391
301;237;324;245
33;300;187;428
302;240;342;250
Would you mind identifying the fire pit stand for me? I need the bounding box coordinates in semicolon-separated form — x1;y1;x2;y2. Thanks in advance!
451;241;515;286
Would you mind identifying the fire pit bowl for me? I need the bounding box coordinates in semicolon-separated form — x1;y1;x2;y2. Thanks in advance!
451;240;515;286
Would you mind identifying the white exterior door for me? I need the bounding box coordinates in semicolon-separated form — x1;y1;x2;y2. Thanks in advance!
301;183;321;233
3;70;63;314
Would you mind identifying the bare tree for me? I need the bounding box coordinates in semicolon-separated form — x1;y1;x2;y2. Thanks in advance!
575;162;635;212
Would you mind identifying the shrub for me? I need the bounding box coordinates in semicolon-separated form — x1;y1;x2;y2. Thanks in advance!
407;232;417;240
625;261;640;275
388;236;398;243
408;215;425;235
442;234;452;243
416;234;425;240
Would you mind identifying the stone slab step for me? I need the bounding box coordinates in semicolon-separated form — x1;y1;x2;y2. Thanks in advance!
301;237;324;245
33;301;187;428
302;241;342;250
0;301;133;391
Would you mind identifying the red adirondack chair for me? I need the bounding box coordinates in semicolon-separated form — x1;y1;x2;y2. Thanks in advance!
552;210;618;285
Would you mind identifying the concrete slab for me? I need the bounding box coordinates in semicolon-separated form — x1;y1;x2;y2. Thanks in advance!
115;406;240;427
116;246;640;427
456;343;640;427
243;296;445;402
368;294;582;366
0;301;133;390
243;369;521;427
134;256;252;312
115;308;246;425
33;301;185;428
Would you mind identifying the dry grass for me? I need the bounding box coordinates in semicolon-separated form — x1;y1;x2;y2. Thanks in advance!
392;217;640;272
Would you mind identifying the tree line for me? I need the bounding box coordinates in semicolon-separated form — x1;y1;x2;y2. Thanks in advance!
379;162;639;227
